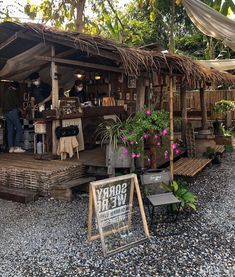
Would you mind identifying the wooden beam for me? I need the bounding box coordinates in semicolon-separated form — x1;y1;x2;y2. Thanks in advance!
136;77;146;168
1;48;78;79
51;46;60;156
180;83;187;144
18;31;121;62
200;84;208;130
35;55;124;73
0;31;21;51
169;68;174;181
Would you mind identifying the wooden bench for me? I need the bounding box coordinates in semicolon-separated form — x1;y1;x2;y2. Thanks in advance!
173;158;211;177
0;185;38;203
50;177;96;201
214;145;225;154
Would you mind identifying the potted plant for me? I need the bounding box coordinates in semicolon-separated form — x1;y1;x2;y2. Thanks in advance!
97;109;181;170
213;100;235;135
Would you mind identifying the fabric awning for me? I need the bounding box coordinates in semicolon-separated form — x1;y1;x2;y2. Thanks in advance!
196;59;235;71
181;0;235;51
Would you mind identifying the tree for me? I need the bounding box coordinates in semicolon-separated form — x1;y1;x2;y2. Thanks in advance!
24;0;86;32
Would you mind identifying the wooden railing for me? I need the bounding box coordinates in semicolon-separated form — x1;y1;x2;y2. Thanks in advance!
172;90;235;120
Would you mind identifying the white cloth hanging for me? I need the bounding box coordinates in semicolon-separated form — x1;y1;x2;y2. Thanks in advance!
181;0;235;51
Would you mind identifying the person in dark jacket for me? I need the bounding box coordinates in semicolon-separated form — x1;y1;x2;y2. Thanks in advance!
3;82;25;153
69;80;89;103
29;72;52;116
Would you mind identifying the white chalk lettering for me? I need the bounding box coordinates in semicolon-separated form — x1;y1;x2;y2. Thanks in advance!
121;183;127;194
117;194;127;206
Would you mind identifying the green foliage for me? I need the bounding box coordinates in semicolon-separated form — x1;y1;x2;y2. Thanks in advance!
97;109;170;155
224;144;234;153
214;100;235;115
203;146;215;158
161;180;197;211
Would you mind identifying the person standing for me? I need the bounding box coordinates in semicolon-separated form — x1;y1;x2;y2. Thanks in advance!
29;72;52;117
3;82;25;153
69;80;89;103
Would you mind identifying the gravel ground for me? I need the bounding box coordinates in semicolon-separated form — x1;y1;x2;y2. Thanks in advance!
0;153;234;277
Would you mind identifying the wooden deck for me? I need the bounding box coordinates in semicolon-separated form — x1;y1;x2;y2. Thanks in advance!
214;145;225;154
0;153;85;195
79;147;106;167
174;158;211;177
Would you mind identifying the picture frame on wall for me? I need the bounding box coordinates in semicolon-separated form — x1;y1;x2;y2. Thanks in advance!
127;76;136;89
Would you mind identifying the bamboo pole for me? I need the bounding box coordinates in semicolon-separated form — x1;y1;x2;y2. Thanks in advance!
169;68;174;181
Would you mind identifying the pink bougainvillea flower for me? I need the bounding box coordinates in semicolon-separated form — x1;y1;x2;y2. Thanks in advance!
164;150;168;159
157;142;161;146
171;143;177;149
175;149;180;155
131;153;136;159
145;110;151;116
162;129;168;136
123;148;129;156
122;136;127;142
136;153;141;158
153;134;158;139
143;133;148;139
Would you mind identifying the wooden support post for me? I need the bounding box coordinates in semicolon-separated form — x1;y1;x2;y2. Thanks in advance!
200;84;208;130
136;77;146;168
51;46;60;156
169;69;174;182
181;83;187;144
136;78;146;112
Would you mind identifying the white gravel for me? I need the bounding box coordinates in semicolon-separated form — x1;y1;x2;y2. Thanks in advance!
0;153;234;277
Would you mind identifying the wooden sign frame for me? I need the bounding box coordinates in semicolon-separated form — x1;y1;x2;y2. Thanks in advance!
88;173;150;256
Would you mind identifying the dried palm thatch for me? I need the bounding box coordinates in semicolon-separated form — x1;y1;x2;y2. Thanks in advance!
5;22;235;85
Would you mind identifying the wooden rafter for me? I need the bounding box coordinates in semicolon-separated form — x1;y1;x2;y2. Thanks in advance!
35;56;124;73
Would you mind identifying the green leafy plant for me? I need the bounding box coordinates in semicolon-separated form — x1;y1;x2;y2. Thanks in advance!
161;180;197;211
213;100;235;116
224;145;234;153
203;146;215;158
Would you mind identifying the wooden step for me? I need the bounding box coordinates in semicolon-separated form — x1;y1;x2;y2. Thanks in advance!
50;177;96;201
52;177;96;190
0;185;38;203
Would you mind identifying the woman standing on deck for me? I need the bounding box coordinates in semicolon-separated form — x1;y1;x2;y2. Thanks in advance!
2;82;25;153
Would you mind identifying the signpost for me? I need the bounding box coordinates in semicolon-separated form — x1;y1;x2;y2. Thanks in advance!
88;173;150;257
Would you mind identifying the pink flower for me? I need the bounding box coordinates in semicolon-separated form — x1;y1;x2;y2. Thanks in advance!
157;142;161;146
143;133;148;139
130;141;134;145
123;148;129;156
153;134;158;139
171;143;177;150
162;129;168;136
164;150;168;159
145;110;151;116
131;153;136;159
122;136;127;142
175;149;180;155
136;153;141;158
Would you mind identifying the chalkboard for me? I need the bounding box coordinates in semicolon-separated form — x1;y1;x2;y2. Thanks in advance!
88;173;150;256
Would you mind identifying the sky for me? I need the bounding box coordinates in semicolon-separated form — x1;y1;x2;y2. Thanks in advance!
0;0;234;21
0;0;131;21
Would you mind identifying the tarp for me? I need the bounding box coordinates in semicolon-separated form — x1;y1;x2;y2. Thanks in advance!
197;59;235;71
181;0;235;51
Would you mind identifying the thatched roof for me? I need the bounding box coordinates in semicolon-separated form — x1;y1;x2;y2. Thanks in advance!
0;21;235;85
